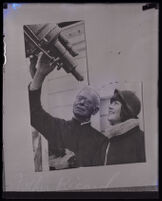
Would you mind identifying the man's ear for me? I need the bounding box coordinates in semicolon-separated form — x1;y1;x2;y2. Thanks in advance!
92;106;99;115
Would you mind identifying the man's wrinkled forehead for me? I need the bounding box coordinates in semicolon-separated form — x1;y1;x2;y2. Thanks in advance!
77;87;100;104
76;90;92;101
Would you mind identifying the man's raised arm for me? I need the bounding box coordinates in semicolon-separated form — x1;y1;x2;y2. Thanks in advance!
30;52;57;90
28;53;65;149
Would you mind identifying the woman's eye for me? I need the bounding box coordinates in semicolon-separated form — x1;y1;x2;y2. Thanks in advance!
112;101;119;106
115;101;119;104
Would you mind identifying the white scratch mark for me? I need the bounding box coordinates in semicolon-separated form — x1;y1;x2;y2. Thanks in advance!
105;171;120;188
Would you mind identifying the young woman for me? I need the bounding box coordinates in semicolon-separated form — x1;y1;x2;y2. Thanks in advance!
103;89;146;165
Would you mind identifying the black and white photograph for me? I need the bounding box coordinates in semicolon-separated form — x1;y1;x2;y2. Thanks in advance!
3;3;158;192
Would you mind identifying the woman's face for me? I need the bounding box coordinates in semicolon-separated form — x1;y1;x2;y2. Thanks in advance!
107;99;122;125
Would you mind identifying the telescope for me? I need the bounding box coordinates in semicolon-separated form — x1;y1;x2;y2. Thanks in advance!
23;23;84;81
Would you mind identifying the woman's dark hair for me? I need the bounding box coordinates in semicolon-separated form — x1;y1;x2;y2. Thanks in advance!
110;89;141;122
120;105;136;122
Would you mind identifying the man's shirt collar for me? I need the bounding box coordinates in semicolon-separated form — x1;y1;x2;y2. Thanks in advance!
80;120;91;126
72;117;91;126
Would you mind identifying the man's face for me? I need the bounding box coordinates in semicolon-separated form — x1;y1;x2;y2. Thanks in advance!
107;99;122;125
73;90;97;121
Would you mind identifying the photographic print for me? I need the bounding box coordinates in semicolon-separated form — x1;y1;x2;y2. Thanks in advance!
23;21;146;172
